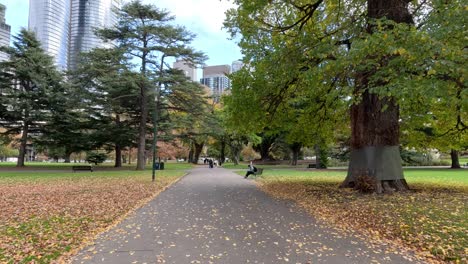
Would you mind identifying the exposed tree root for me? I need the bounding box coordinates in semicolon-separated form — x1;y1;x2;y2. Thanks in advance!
341;178;410;194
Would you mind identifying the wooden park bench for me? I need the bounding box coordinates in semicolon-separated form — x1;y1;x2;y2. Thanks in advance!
254;168;263;176
72;165;93;172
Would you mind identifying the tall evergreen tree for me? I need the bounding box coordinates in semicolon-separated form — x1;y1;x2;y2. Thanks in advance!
71;48;140;167
98;0;206;170
0;29;64;167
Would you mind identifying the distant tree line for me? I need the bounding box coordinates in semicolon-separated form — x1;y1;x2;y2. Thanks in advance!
0;1;214;169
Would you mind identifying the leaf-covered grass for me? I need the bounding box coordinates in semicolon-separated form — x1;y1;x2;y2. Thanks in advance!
253;168;467;263
0;169;187;263
0;161;193;170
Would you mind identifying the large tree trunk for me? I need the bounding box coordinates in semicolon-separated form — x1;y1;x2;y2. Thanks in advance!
229;142;242;165
114;115;123;168
290;142;301;166
115;144;122;168
219;140;226;166
188;142;194;163
314;144;322;169
17;121;29;167
254;135;275;161
232;154;240;165
122;149;127;164
64;150;72;163
342;89;409;193
450;149;461;169
128;148;132;164
192;142;204;164
256;143;271;161
136;81;148;170
341;0;412;193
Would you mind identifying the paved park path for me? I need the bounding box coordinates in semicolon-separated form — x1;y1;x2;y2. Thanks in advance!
71;167;421;264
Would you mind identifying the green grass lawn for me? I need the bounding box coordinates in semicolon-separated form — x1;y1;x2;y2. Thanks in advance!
252;167;467;262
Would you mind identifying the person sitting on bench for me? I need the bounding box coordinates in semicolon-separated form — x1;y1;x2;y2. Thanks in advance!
244;161;257;178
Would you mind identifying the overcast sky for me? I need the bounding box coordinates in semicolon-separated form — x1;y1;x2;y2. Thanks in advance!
0;0;242;66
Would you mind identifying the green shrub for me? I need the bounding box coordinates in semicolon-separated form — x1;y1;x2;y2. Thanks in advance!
85;152;107;165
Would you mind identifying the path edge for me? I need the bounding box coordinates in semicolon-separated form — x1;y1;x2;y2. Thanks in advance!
59;171;191;264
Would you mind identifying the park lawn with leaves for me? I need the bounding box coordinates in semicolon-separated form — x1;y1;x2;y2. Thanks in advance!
0;168;188;263
254;169;467;263
0;161;194;170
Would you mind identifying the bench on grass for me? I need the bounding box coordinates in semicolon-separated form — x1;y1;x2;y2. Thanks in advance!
254;168;263;176
72;165;93;172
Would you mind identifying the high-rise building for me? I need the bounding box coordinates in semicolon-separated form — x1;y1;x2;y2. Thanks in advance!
29;0;121;71
68;0;121;70
0;4;12;62
200;65;231;102
231;60;244;73
29;0;71;70
173;59;197;82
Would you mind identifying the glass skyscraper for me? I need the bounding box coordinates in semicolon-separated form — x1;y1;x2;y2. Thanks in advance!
29;0;120;71
68;0;120;70
0;4;11;62
29;0;71;70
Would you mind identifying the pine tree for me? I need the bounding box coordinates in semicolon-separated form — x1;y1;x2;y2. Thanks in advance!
98;0;206;170
0;30;64;167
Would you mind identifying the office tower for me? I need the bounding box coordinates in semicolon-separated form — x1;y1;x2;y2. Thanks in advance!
173;59;198;82
0;4;11;62
231;60;244;73
29;0;121;71
29;0;71;70
68;0;121;70
200;65;231;102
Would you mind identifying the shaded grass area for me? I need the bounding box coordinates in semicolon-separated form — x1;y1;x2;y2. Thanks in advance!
0;168;188;263
442;157;468;165
249;168;467;263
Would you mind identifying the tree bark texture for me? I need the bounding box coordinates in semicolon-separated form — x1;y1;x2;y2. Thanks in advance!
229;142;242;165
193;142;204;164
450;149;461;169
115;144;122;168
290;143;301;166
314;144;322;169
219;140;226;166
122;150;127;164
64;150;72;163
188;141;194;163
254;136;275;161
136;81;148;170
17;121;29;167
342;0;412;193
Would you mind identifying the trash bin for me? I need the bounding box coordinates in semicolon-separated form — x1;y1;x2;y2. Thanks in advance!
153;162;165;170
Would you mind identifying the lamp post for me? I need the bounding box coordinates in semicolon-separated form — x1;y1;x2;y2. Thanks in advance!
151;87;159;182
152;55;166;182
